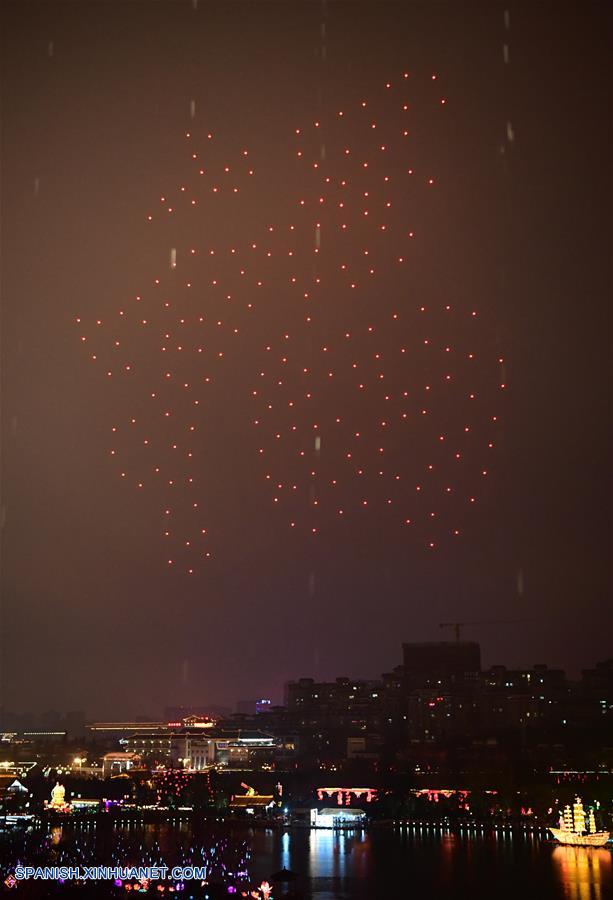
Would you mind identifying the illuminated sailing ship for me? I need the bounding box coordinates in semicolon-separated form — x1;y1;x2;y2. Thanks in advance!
549;797;609;847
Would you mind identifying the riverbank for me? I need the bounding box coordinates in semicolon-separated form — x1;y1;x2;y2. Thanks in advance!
2;808;558;839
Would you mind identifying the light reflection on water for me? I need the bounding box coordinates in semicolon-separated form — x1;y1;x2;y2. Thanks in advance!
246;827;613;899
8;821;610;900
552;846;611;900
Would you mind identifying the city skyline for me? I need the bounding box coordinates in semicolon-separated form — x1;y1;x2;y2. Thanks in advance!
2;639;611;723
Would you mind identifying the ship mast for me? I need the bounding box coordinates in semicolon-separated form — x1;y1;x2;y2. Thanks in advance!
588;808;597;834
562;804;573;832
573;797;586;834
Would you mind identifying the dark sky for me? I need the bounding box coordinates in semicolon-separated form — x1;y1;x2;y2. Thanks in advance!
1;0;611;719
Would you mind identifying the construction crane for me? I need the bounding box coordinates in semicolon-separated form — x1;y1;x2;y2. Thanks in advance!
439;621;524;642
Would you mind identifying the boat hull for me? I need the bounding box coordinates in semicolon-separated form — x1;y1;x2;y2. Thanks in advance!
550;828;610;847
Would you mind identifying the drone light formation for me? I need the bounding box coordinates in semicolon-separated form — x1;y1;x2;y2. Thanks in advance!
76;72;505;573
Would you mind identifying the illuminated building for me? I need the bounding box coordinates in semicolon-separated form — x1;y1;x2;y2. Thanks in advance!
74;649;612;778
122;729;172;764
316;787;378;805
22;731;67;742
0;776;29;811
404;662;571;742
284;677;385;760
171;733;212;770
102;752;141;777
310;807;366;828
285;677;384;728
0;761;36;778
180;715;215;728
229;783;274;810
476;664;568;732
71;798;100;812
411;788;471;803
88;721;171;739
90;718;213;760
170;729;277;771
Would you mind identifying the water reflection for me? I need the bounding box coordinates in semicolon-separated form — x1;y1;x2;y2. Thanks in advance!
308;828;347;878
8;822;612;900
281;830;291;870
248;827;613;899
552;846;612;900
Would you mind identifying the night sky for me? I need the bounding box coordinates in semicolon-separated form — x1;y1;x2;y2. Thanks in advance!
1;1;610;719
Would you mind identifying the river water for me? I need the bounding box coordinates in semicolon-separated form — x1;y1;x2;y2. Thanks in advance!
245;826;612;899
2;821;611;899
